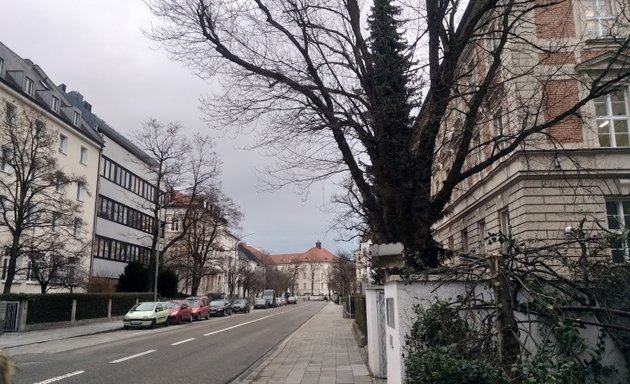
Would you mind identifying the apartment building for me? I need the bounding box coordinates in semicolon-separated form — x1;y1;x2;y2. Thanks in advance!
0;42;102;293
62;89;161;288
431;1;630;260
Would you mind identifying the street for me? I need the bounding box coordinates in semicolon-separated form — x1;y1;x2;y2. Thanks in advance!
6;302;326;384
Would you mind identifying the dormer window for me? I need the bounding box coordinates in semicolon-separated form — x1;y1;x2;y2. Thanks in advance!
0;57;5;76
51;95;59;113
24;76;34;95
72;111;80;127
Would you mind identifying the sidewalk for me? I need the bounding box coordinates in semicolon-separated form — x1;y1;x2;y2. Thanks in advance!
0;320;122;349
237;302;382;384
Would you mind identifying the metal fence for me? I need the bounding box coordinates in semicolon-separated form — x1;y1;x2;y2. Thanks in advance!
0;301;20;332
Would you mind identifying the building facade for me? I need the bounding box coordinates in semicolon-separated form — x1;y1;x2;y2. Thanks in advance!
264;241;338;296
0;42;102;293
63;90;160;288
431;1;630;260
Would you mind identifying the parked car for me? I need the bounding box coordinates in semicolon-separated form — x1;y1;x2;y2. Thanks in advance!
166;300;193;324
231;299;250;313
287;296;297;304
253;298;268;309
262;289;277;307
123;302;169;329
186;296;210;320
209;299;232;316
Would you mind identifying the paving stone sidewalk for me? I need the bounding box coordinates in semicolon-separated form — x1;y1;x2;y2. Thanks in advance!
238;302;380;384
0;320;122;349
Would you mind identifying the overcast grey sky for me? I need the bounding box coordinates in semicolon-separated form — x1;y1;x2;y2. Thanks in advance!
0;0;357;255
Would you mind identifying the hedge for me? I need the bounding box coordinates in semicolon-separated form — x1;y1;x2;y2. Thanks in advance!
0;292;156;324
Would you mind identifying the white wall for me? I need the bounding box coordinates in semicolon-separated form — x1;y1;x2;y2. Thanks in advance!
381;277;628;383
366;287;386;378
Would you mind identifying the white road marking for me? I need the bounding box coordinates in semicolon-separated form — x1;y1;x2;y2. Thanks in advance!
109;349;156;364
170;338;196;346
203;314;276;337
32;370;85;384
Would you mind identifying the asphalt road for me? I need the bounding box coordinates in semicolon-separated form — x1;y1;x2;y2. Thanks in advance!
9;301;326;384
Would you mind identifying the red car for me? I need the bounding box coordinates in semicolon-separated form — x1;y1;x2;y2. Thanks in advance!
166;300;193;325
186;296;210;320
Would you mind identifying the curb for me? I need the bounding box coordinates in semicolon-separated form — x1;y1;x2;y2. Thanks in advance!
1;326;123;349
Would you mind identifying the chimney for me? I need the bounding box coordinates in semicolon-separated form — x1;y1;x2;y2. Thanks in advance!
316;240;321;249
83;101;92;112
59;83;66;92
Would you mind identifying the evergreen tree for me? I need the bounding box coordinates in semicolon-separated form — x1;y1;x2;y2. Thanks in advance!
117;262;149;292
158;267;179;298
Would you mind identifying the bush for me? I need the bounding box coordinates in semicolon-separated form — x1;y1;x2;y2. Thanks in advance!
117;262;149;292
405;347;508;384
158;268;178;298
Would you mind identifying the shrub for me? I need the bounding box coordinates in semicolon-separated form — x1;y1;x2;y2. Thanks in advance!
158;268;178;298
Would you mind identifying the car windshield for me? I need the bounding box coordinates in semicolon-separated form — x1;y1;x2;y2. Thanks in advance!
234;300;245;305
167;302;180;309
210;300;223;306
188;300;200;306
255;299;265;303
132;302;155;311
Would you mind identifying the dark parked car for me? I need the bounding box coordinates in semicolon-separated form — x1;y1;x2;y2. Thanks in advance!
253;298;268;309
209;299;232;317
186;296;210;320
231;299;250;313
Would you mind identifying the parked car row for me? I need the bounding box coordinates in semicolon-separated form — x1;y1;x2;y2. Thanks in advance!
123;296;253;329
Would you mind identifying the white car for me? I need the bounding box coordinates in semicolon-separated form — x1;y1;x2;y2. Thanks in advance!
123;302;169;329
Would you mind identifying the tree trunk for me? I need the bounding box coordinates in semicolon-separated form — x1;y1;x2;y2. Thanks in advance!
490;253;521;367
2;240;21;294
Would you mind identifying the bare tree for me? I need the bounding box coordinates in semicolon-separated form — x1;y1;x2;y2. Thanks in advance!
328;252;357;296
133;120;221;293
27;241;91;294
166;189;241;296
0;102;86;293
147;0;630;269
286;258;305;295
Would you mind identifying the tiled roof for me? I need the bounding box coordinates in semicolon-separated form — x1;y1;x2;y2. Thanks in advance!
265;247;339;265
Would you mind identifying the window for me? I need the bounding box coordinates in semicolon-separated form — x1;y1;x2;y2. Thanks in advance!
478;219;486;254
55;172;65;193
24;76;34;95
0;145;12;173
59;134;68;154
73;218;82;238
5;102;16;125
52;212;61;232
461;229;469;253
171;217;180;231
34;120;45;139
0;57;4;76
595;89;629;147
584;0;615;38
72;111;80;127
606;200;630;262
493;110;506;149
51;95;60;113
303;283;307;289
80;146;88;165
499;208;511;236
76;182;86;201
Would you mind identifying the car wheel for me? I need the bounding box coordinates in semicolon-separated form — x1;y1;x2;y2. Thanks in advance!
164;318;169;327
123;325;130;330
188;314;193;323
150;319;156;329
177;315;182;325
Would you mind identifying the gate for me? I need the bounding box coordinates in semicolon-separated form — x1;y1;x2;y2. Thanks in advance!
0;301;20;332
376;290;387;376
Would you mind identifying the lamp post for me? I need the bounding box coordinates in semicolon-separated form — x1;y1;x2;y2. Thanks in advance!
153;192;170;302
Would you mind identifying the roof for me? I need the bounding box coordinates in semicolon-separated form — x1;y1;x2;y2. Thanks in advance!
240;244;265;264
0;41;103;146
62;90;158;167
265;247;339;265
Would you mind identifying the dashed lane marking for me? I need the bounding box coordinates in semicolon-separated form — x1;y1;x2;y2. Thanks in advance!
170;338;196;346
109;349;156;364
203;314;277;337
32;370;85;384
